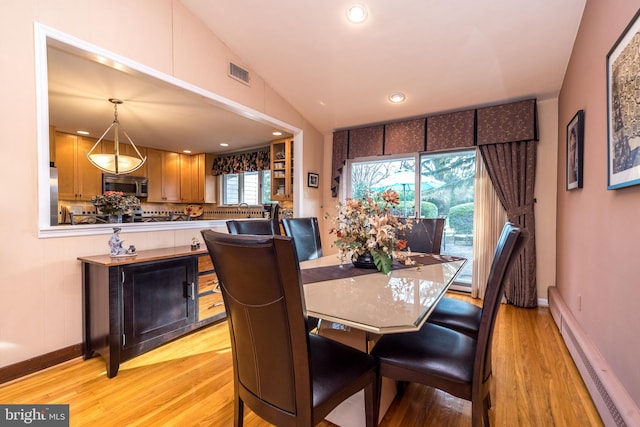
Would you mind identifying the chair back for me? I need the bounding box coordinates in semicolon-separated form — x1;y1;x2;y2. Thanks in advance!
281;217;323;261
200;230;312;423
401;217;445;254
474;222;528;391
226;218;281;235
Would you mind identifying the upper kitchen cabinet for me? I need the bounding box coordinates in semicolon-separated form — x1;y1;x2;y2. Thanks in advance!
56;132;103;201
147;148;181;202
270;137;294;201
180;153;202;203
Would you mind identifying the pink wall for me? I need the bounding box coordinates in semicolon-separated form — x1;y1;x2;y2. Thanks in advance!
557;0;640;406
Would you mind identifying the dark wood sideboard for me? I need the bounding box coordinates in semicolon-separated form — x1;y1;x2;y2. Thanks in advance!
78;246;225;378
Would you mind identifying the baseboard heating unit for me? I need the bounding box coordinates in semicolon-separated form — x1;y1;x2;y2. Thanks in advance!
548;287;640;427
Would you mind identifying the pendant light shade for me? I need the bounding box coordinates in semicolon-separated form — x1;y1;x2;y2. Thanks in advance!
86;99;147;175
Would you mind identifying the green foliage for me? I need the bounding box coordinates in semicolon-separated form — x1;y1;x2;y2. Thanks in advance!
449;202;474;234
420;201;438;217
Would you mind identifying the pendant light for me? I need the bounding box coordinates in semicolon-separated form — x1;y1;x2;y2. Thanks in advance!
85;98;147;175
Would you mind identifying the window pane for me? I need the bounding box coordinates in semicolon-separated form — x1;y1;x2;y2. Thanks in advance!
223;174;239;205
243;171;259;205
262;170;273;204
350;158;415;216
420;150;476;285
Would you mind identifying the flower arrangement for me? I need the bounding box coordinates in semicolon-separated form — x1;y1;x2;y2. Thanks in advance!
91;191;140;216
326;189;413;274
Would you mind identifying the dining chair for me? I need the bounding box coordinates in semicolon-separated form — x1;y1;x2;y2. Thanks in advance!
281;217;323;332
400;217;445;254
371;222;528;427
281;217;323;262
226;218;281;235
200;230;378;427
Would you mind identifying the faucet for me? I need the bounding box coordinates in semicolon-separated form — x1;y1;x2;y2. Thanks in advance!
238;202;250;218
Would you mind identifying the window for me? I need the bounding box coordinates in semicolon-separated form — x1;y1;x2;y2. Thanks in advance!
222;171;271;205
348;149;476;288
420;150;476;287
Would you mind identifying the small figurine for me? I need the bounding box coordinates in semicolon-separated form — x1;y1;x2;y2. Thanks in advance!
109;227;128;256
191;237;201;250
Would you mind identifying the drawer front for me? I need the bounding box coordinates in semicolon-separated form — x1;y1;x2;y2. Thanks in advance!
199;272;218;294
198;292;225;320
198;254;214;273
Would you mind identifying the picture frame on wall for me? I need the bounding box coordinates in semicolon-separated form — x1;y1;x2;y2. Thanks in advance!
566;110;584;190
307;172;319;188
607;8;640;189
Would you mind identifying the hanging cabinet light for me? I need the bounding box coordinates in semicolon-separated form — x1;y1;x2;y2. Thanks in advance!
85;98;147;175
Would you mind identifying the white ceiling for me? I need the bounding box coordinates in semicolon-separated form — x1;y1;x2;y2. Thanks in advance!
48;1;586;155
180;0;586;133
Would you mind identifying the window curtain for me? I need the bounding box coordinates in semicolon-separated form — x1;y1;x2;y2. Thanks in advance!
471;151;507;299
211;148;270;176
479;141;537;307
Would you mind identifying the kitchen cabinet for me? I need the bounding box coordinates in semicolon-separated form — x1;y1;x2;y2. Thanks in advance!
56;132;103;201
79;246;225;378
270;137;294;201
179;153;206;203
147;148;181;202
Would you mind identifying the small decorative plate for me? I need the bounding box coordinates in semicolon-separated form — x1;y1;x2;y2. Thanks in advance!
184;204;204;217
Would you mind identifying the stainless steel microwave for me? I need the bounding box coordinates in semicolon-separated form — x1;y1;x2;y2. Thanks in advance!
102;174;148;198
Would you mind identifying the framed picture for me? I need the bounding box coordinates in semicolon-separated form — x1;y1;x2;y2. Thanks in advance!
607;9;640;189
566;110;584;190
307;172;319;188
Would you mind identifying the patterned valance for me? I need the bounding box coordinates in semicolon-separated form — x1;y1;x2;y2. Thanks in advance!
331;130;349;197
477;99;537;145
348;125;384;159
426;109;476;151
385;118;426;155
211;147;270;176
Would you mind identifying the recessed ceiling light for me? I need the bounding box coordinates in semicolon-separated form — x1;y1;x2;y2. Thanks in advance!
220;143;229;147
346;4;368;24
183;150;192;154
388;92;406;103
77;130;90;135
272;131;282;136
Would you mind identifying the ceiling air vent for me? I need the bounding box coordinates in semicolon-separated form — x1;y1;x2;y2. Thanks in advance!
228;61;250;86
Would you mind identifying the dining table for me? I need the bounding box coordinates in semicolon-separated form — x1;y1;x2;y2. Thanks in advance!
299;252;467;427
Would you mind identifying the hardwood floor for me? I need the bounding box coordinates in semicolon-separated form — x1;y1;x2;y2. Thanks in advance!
0;294;602;426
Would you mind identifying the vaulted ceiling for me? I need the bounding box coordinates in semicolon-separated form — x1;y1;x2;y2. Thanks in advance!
48;1;586;155
181;0;586;133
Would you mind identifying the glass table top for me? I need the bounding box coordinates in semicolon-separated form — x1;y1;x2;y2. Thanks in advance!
300;254;467;334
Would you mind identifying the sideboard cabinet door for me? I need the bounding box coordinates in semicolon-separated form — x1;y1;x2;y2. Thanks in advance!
120;258;196;358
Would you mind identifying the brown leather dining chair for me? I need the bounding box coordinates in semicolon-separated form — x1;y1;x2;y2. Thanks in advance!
400;217;445;254
200;230;378;427
371;222;528;426
226;218;281;235
282;217;323;331
400;217;484;337
281;217;323;261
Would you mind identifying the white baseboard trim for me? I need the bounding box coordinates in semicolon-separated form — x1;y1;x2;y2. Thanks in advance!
548;286;640;427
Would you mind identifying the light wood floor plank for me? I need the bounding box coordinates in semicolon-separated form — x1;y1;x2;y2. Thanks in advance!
0;294;602;426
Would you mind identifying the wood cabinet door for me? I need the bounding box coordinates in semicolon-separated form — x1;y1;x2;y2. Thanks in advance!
55;133;102;201
77;137;103;200
179;154;193;203
56;133;77;200
121;258;196;349
147;149;180;202
162;151;181;202
192;154;206;203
